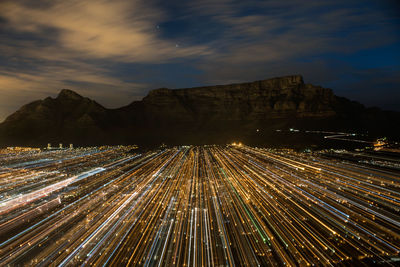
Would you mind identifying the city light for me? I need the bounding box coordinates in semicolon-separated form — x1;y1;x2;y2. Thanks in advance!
0;145;399;265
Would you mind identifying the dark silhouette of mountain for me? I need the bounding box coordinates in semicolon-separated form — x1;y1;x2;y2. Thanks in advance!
0;75;399;147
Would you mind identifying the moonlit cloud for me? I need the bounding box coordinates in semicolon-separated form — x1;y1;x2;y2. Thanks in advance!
1;0;211;62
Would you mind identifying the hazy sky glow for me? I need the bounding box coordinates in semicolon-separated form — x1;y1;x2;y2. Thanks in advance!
0;0;399;121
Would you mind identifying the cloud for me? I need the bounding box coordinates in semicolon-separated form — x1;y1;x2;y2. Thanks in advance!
192;0;398;64
0;0;211;62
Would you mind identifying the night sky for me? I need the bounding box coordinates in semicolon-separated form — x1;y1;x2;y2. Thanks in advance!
0;0;399;121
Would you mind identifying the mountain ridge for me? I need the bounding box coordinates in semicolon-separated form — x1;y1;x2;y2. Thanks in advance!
0;75;399;147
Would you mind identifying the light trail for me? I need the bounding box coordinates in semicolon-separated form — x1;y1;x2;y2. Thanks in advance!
0;145;399;266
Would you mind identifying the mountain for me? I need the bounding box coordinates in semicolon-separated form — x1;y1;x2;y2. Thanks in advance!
0;75;399;147
0;89;112;145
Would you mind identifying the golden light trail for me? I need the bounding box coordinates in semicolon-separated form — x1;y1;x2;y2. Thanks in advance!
0;145;399;266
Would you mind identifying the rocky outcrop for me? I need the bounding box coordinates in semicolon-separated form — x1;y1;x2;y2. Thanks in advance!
0;75;398;147
139;75;336;123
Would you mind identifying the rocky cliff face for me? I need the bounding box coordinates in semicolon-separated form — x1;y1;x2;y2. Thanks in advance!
0;75;398;147
140;75;336;124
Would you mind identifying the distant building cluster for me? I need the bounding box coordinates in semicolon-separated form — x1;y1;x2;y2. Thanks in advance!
47;143;74;150
2;147;41;153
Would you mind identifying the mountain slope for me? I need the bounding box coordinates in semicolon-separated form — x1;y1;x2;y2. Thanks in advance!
0;89;112;145
0;75;398;147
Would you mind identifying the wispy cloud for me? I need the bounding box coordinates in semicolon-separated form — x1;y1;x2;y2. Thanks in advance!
1;0;211;62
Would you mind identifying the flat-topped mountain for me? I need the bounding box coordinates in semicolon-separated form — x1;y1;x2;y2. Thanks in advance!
138;75;336;121
0;75;398;147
